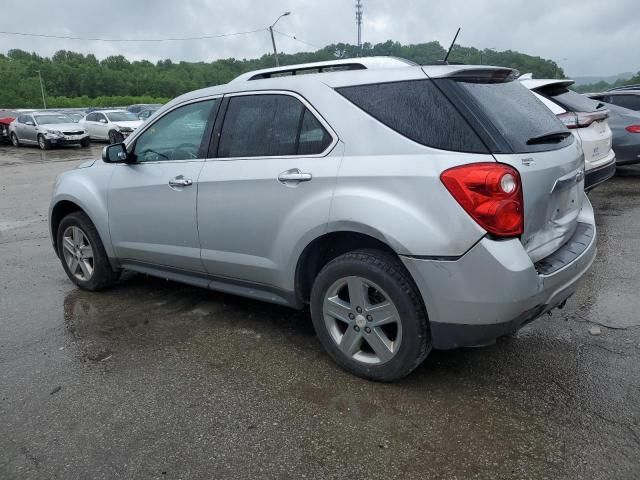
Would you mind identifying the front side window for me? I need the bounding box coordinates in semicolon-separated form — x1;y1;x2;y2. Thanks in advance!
134;99;217;162
218;94;332;158
96;113;107;123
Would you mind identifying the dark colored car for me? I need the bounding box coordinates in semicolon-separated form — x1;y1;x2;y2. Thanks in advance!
137;108;159;121
588;86;640;112
603;102;640;165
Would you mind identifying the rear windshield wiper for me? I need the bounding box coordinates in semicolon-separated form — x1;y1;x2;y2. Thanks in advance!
526;131;571;145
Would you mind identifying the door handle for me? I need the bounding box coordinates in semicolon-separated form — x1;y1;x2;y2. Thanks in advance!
278;169;312;184
168;176;193;188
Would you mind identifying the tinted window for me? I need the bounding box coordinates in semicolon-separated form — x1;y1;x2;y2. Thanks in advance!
17;115;26;123
337;80;488;153
298;109;332;155
134;99;217;162
539;87;601;112
96;113;107;122
454;80;572;153
218;94;331;158
611;95;640;111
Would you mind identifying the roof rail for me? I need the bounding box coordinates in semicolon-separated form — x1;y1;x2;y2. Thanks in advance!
229;56;417;83
606;84;640;92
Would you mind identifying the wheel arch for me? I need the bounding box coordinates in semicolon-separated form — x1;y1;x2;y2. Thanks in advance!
294;229;400;306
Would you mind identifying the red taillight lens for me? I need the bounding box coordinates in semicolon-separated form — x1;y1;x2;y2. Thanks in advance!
440;163;524;237
557;112;578;129
557;111;609;129
626;125;640;133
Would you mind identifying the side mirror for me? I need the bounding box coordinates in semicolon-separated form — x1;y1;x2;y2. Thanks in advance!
102;143;130;163
25;121;34;126
99;118;107;124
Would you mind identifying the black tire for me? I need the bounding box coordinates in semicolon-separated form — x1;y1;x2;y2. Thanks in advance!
56;211;119;291
108;130;123;144
80;138;91;147
37;134;51;150
11;133;20;147
310;249;431;382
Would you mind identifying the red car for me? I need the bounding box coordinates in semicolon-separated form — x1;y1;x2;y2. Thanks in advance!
0;117;15;144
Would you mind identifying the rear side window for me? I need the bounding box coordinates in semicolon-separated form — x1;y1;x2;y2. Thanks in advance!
610;94;640;111
218;94;332;158
336;80;488;153
451;80;572;153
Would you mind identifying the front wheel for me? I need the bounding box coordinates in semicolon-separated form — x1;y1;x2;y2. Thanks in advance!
80;137;91;147
310;249;431;382
57;211;119;291
11;133;20;147
38;134;51;150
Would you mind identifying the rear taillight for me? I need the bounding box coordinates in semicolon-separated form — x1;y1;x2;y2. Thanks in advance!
626;125;640;133
557;110;609;129
440;163;524;237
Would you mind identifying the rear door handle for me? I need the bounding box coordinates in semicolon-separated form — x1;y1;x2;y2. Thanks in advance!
168;176;193;189
278;169;312;184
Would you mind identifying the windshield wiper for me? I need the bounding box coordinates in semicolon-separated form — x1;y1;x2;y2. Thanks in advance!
526;131;571;145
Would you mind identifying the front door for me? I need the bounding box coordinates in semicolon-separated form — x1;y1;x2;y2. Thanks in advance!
108;98;219;272
197;92;341;288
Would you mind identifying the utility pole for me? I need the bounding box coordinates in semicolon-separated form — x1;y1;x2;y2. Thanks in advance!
356;0;363;54
269;11;291;67
36;70;46;109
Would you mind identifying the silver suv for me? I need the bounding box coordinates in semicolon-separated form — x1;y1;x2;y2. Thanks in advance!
49;57;597;381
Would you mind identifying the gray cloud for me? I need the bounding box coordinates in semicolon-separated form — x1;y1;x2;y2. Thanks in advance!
1;0;638;76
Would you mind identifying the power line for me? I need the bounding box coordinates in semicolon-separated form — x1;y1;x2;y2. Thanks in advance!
0;29;265;42
273;30;320;49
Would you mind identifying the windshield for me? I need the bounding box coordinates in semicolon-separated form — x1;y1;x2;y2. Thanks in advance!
106;111;138;122
34;114;74;125
67;113;83;122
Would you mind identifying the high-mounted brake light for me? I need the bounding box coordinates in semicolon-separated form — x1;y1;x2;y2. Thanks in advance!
626;125;640;133
440;163;524;237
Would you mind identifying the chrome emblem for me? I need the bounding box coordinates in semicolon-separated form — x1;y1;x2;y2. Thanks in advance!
522;158;536;166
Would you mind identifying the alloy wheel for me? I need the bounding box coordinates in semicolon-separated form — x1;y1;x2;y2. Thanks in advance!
323;276;402;365
62;226;95;281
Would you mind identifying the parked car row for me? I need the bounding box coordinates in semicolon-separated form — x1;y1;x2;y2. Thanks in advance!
50;57;610;381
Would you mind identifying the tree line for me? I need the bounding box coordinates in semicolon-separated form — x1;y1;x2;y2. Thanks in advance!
0;40;572;108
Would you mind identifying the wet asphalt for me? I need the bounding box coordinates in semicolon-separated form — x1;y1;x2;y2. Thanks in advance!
0;143;639;479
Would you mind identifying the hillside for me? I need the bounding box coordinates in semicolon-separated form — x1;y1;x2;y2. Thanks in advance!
0;40;567;108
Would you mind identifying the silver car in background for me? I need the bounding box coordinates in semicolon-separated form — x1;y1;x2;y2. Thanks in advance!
49;58;597;381
10;111;90;150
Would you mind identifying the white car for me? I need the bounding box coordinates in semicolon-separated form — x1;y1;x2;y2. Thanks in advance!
521;78;616;190
79;110;143;144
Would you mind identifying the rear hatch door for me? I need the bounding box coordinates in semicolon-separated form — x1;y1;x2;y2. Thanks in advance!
428;69;585;262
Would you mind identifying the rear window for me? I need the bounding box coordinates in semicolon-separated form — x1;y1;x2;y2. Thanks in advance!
538;86;602;113
336;80;488;153
610;94;640;111
449;79;572;153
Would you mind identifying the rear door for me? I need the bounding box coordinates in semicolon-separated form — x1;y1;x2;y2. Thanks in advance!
432;74;585;262
108;98;219;272
197;92;340;287
24;115;37;143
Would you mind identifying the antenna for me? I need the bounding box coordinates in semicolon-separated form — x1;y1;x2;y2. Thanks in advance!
356;0;363;54
443;27;461;63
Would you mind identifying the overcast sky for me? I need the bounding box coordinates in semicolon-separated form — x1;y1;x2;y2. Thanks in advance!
1;0;638;77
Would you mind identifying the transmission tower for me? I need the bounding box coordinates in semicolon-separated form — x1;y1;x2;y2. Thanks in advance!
356;0;363;54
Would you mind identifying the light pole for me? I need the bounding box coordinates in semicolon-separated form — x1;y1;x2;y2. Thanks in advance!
36;70;47;109
269;11;290;66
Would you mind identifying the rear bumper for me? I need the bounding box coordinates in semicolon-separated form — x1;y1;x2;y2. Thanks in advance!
585;158;616;190
401;194;597;350
614;144;640;165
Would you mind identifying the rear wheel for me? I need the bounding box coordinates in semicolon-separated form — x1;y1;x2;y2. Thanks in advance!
310;249;430;381
108;130;123;144
11;133;20;147
57;212;119;291
37;134;51;150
